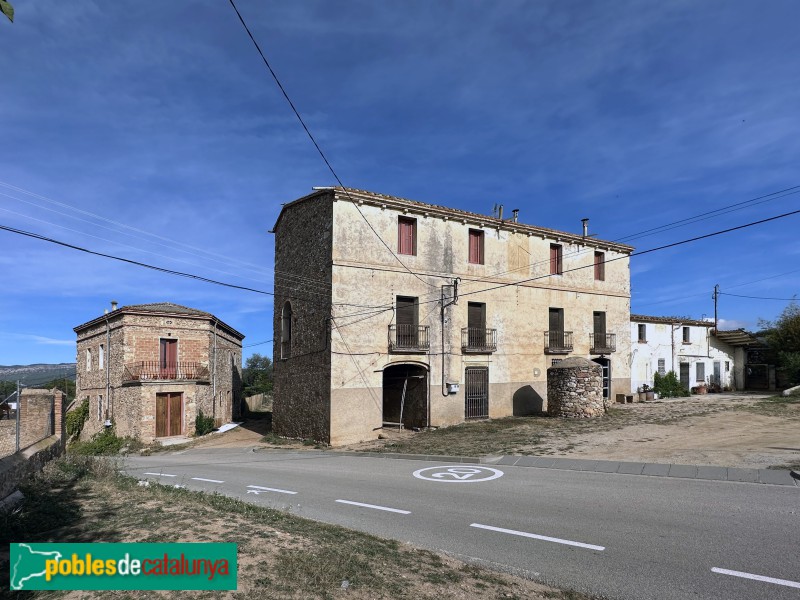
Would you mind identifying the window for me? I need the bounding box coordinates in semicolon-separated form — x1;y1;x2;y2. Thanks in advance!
98;394;103;421
658;359;666;375
638;324;647;343
682;327;690;343
468;229;484;264
594;251;605;281
550;244;563;275
86;348;92;372
99;344;105;370
281;301;293;359
696;362;705;382
725;361;730;372
397;216;416;255
551;359;562;367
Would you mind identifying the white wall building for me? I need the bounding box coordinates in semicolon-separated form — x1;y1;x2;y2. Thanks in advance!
630;315;739;393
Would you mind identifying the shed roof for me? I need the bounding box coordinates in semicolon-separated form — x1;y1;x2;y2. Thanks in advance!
631;314;713;328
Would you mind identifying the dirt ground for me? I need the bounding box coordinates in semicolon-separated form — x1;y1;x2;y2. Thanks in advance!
189;393;800;470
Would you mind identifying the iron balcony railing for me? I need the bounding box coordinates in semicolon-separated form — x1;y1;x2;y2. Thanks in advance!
461;328;497;353
590;333;617;354
388;324;430;352
123;361;210;382
544;330;573;354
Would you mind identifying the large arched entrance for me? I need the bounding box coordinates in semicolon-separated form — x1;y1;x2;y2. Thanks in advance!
382;364;428;430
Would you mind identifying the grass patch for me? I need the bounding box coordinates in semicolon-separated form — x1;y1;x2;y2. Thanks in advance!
1;455;596;599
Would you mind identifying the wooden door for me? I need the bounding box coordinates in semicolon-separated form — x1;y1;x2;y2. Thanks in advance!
156;392;183;437
160;339;177;378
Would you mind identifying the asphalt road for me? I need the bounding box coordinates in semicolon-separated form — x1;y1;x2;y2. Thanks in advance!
124;449;800;600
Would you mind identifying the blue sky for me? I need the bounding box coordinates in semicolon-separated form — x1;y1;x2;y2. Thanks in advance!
1;0;799;366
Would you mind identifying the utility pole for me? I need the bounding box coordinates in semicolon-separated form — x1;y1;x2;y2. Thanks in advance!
15;380;20;453
713;284;719;332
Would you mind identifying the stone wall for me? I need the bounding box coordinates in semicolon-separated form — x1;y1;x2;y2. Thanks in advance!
19;389;64;450
547;357;604;418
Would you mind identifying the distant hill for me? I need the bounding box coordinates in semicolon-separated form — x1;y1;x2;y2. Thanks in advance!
0;363;76;387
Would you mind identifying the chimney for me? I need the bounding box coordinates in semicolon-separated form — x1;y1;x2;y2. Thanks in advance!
498;204;504;220
581;218;589;237
512;209;519;223
111;300;118;311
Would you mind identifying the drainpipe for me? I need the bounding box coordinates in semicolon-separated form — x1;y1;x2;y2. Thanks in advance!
212;318;218;420
105;314;111;421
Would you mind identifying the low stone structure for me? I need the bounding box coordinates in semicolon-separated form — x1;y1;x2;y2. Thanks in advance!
547;357;604;418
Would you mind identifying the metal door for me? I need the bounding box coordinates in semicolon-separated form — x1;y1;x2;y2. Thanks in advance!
465;367;489;419
679;363;690;389
592;357;611;399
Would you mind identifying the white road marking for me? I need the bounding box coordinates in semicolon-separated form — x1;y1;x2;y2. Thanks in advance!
711;567;800;589
191;477;224;483
335;499;411;514
413;465;504;483
470;523;605;551
144;472;176;477
247;485;297;495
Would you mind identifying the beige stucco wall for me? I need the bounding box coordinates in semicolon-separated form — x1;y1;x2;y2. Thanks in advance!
325;195;631;444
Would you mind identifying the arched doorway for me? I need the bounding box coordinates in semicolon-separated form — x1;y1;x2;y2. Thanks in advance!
382;364;428;429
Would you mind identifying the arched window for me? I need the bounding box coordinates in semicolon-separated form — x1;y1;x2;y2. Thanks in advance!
281;301;293;359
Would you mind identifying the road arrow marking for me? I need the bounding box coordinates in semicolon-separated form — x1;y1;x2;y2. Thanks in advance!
470;523;605;551
712;568;800;589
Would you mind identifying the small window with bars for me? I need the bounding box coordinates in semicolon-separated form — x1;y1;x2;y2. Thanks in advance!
658;358;666;375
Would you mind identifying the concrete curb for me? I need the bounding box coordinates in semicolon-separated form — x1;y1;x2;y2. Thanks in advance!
329;450;799;487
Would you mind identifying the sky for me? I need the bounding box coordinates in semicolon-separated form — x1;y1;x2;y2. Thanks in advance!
1;0;799;366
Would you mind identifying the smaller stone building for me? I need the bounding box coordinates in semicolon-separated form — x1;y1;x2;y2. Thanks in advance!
74;302;244;442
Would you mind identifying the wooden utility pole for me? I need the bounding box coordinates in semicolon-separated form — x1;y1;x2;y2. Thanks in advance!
713;284;719;331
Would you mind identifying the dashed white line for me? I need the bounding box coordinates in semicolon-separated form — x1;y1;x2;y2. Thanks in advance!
191;477;224;483
712;568;800;589
144;473;176;477
335;500;411;514
470;523;605;551
247;485;298;495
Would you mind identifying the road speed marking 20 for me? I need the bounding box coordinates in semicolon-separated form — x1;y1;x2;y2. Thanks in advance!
412;465;504;483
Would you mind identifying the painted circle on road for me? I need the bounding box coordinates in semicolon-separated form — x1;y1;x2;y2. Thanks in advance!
412;465;504;483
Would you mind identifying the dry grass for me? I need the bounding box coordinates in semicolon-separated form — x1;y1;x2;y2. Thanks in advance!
1;456;595;600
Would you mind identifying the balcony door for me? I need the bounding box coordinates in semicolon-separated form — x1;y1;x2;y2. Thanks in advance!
549;307;564;349
160;338;177;379
593;311;606;351
467;302;486;348
396;296;419;347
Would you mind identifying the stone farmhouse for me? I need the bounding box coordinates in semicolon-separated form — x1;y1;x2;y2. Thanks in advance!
271;187;634;446
74;302;244;442
630;314;741;392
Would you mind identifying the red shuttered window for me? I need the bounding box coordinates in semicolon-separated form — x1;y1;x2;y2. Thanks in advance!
469;229;484;264
594;251;605;281
550;244;562;275
398;217;416;255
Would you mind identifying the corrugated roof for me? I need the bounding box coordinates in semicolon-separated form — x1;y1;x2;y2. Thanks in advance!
714;329;758;347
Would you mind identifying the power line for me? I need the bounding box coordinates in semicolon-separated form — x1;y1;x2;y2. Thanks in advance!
720;292;798;301
226;0;437;290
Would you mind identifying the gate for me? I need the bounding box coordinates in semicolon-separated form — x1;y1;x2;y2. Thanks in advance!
745;364;770;390
592;357;611;399
465;367;489;419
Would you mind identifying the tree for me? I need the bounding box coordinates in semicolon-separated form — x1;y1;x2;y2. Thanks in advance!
761;301;800;385
242;353;273;397
1;1;13;23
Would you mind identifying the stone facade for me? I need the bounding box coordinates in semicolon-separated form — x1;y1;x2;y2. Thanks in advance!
74;303;244;443
547;357;604;418
273;187;633;445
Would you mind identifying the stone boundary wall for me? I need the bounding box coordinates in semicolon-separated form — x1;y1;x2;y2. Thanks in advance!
547;357;604;418
0;435;64;502
0;389;64;459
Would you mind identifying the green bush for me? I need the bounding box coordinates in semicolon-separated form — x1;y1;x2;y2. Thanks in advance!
653;371;690;398
65;397;90;438
195;409;215;437
69;426;140;456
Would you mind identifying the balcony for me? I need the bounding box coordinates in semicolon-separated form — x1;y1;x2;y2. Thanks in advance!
388;324;430;353
544;330;573;354
590;333;617;354
461;328;497;353
123;361;210;383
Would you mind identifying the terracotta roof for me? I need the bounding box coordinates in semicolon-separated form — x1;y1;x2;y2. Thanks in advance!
630;314;713;327
74;302;244;340
121;302;212;317
272;187;635;254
